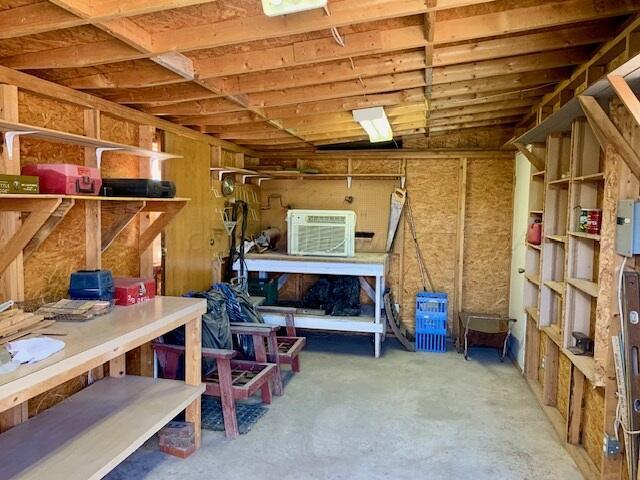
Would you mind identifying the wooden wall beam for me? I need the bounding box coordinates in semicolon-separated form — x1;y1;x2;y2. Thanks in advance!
608;74;640;129
514;143;546;171
0;65;253;154
578;95;640;180
454;158;468;333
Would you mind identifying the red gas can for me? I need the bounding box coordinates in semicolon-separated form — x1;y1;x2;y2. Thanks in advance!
113;277;156;306
527;221;543;245
21;163;102;195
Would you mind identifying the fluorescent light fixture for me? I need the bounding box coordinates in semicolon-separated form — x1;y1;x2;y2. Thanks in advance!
261;0;327;17
352;107;393;143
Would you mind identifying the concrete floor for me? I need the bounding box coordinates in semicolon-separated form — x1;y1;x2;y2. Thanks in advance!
108;334;583;480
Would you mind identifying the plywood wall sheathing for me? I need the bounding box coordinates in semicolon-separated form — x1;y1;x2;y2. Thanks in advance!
260;153;513;332
556;352;571;421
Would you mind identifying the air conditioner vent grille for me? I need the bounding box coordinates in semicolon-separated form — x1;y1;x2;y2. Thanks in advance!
306;215;346;224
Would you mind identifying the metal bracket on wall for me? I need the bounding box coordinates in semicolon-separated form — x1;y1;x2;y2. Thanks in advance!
242;174;260;184
96;147;125;166
3;131;37;161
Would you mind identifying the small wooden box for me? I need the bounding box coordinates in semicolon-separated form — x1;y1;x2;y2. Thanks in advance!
0;174;39;194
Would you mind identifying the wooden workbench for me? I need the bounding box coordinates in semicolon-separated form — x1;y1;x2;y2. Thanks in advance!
234;252;388;357
0;296;206;480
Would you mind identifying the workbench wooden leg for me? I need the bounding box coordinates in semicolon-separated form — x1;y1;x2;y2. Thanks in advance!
0;402;27;433
216;357;238;440
265;332;284;396
109;354;126;378
184;315;202;448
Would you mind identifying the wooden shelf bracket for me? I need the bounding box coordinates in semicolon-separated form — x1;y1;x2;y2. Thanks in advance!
101;201;146;252
139;201;187;252
0;198;62;276
514;142;545;170
24;198;75;259
578;95;640;179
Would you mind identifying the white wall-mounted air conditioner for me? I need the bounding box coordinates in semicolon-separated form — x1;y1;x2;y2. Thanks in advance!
261;0;327;17
287;209;356;257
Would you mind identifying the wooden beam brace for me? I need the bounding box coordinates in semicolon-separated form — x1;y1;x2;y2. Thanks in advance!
578;95;640;180
0;199;62;276
514;143;545;171
608;74;640;129
139;201;187;252
101;201;146;252
23;199;75;259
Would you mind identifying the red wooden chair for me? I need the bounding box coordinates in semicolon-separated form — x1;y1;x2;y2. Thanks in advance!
152;342;277;440
256;306;306;373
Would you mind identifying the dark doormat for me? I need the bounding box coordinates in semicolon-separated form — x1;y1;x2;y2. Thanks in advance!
201;396;268;435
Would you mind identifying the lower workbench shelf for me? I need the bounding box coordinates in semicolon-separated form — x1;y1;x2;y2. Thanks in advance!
0;376;205;480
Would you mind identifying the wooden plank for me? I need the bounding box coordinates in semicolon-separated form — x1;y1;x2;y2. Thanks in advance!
109;354;126;378
139;202;186;252
514;143;546;171
60;65;184;90
0;199;62;277
578;95;640;180
433;22;617;67
0;84;23;304
50;0;218;20
543;336;559;406
0;3;84;39
433;47;592;86
0;376;204;479
184;314;202;449
454;158;467;330
433;0;640;45
567;368;585;445
24;199;75;259
101;201;146;252
84;109;101;270
0;65;252;154
151;0;428;53
0;297;205;411
608;74;640;129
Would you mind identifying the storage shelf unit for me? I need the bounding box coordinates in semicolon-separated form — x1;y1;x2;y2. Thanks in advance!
522;116;606;480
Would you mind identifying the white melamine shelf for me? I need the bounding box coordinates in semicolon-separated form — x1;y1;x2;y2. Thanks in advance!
567;277;599;297
572;172;604;182
526;274;541;286
546;235;567;244
545;280;565;296
0;119;180;161
0;376;204;480
568;231;601;242
526;307;540;323
548;177;571;185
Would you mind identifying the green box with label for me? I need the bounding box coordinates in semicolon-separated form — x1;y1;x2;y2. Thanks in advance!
0;174;39;194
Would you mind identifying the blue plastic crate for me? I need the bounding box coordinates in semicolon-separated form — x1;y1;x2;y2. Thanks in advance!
416;331;447;353
415;292;448;334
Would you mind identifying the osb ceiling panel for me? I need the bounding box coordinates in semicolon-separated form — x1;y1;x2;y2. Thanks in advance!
0;0;637;151
0;25;109;57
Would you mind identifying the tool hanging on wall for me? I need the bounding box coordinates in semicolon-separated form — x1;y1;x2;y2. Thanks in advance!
405;192;434;292
386;188;406;252
226;200;249;289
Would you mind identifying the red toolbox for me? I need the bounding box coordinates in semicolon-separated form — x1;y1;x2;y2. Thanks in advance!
113;277;156;306
21;163;102;195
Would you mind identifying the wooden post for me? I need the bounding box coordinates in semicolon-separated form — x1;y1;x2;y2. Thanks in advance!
134;124;156;377
454;158;468;336
0;84;24;302
567;367;585;445
0;84;27;430
83;108;105;383
184;314;202;448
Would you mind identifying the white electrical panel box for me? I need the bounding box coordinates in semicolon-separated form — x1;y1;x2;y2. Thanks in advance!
616;200;640;257
261;0;327;17
287;210;356;257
